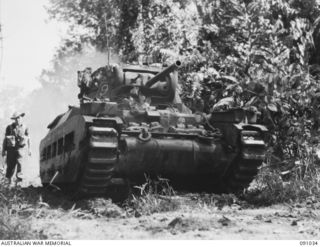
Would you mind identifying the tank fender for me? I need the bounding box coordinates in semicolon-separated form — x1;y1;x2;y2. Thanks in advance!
232;123;268;145
217;123;267;149
234;123;267;160
233;123;268;133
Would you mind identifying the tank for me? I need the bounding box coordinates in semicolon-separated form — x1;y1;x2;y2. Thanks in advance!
39;60;267;198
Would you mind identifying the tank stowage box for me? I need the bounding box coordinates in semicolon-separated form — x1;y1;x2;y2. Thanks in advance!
39;61;267;199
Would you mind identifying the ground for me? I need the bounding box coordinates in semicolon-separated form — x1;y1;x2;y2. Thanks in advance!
4;187;320;240
1;163;320;240
32;198;320;240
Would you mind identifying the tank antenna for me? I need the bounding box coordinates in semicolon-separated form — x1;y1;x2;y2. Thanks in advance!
104;14;110;66
0;0;3;81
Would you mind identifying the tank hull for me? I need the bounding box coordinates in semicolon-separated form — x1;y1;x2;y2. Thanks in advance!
40;113;233;185
40;107;266;196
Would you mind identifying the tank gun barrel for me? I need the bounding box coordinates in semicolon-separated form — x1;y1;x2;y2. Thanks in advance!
145;60;181;87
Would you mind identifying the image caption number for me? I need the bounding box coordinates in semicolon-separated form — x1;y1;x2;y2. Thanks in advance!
300;241;318;246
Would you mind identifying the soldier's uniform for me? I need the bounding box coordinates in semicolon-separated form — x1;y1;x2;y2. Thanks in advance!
2;112;29;185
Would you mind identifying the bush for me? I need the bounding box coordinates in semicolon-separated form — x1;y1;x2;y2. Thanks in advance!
0;180;41;239
245;152;320;205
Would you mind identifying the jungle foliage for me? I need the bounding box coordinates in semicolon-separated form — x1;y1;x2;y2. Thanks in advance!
47;0;320;200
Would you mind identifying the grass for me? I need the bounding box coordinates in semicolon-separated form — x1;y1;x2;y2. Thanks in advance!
0;173;182;238
0;176;42;239
0;173;82;239
0;172;182;238
124;176;181;216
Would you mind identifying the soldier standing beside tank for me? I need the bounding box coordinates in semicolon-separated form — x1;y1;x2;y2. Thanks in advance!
2;112;31;187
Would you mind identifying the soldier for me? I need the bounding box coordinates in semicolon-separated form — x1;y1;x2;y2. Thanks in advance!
2;111;31;187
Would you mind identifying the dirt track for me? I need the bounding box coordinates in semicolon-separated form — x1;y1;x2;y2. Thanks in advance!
1;166;320;240
28;192;320;240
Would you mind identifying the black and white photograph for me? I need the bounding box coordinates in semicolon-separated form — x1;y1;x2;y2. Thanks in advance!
0;0;320;242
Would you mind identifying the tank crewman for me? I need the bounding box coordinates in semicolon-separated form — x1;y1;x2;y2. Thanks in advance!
2;111;31;186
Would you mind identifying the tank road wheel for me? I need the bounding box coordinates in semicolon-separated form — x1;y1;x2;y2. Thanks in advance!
222;130;266;194
74;126;129;201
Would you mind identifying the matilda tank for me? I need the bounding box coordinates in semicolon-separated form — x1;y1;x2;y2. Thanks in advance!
39;60;267;198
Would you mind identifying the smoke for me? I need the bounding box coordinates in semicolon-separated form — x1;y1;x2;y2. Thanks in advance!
1;47;120;184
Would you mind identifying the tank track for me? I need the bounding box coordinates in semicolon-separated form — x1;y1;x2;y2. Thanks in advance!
223;130;265;193
76;126;127;199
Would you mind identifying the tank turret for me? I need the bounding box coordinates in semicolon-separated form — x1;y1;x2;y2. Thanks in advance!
77;61;181;104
